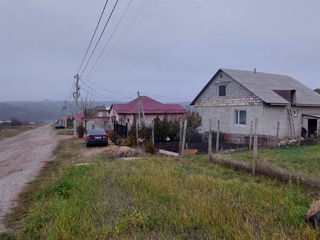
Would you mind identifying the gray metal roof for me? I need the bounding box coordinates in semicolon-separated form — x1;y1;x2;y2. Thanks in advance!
221;69;320;106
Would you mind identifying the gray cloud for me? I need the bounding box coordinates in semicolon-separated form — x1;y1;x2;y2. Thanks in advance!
1;0;319;102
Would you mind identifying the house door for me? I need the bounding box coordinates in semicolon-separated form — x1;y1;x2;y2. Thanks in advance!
307;119;317;137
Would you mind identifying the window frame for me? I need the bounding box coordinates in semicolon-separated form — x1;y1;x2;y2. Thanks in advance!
218;85;226;97
234;110;247;126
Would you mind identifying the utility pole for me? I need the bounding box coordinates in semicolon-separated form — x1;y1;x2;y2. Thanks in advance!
137;91;141;130
137;91;146;126
73;74;80;137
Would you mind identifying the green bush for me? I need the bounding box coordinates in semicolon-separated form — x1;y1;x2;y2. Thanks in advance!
144;140;156;154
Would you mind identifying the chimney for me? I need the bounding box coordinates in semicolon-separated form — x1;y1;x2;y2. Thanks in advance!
254;68;256;74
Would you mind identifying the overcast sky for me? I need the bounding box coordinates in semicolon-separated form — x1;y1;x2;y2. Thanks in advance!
1;0;320;102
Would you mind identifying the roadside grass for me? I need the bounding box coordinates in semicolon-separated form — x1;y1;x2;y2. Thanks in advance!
0;126;37;140
4;139;320;239
218;144;320;177
55;128;74;136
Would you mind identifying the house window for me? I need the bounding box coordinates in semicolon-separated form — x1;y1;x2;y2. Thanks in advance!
235;110;246;125
219;85;226;96
98;112;103;117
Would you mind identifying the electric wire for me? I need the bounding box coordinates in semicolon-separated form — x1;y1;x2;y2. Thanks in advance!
76;0;109;74
83;0;134;81
80;0;120;77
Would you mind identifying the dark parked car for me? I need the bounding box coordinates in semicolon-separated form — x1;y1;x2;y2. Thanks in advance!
85;129;108;147
55;124;66;129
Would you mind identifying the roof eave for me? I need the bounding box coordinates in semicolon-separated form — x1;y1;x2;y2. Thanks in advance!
190;69;223;105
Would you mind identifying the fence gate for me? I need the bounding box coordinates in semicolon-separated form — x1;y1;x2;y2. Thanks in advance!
113;121;128;137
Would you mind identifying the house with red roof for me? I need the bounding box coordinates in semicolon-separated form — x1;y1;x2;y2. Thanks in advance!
110;96;186;126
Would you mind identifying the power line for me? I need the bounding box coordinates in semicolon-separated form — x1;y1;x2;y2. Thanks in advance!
85;0;152;83
83;0;134;81
80;0;120;77
80;78;131;99
76;0;109;74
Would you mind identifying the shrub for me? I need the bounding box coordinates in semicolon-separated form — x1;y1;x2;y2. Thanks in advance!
144;140;156;154
109;131;122;146
77;124;85;138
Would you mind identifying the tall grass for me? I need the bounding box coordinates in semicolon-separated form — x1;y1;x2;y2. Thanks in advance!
221;144;320;177
5;139;320;239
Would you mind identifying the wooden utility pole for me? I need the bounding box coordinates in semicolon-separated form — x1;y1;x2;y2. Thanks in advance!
208;119;213;162
179;119;183;155
275;122;280;147
253;118;258;175
215;120;220;152
181;118;187;157
73;74;80;137
249;121;253;150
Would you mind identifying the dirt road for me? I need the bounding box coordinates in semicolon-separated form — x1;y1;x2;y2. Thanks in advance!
0;124;70;232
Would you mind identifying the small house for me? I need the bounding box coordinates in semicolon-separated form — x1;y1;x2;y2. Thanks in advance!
191;68;320;144
110;96;186;126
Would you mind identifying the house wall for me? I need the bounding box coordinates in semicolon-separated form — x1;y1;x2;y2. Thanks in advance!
115;113;184;126
195;72;263;135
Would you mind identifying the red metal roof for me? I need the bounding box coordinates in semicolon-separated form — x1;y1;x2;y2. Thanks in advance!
112;96;186;115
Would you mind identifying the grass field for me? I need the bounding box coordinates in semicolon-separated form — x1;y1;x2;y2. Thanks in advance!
0;125;38;140
219;144;320;177
3;139;320;240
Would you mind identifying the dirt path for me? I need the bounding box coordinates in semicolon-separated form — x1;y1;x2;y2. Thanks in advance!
0;124;70;232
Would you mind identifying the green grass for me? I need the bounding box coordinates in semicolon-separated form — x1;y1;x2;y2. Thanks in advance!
219;144;320;177
4;139;320;240
0;126;37;139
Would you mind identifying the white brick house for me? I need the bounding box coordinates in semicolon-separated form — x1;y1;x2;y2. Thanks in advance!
191;68;320;143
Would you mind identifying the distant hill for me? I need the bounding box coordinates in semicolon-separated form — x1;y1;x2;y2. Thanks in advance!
0;100;191;122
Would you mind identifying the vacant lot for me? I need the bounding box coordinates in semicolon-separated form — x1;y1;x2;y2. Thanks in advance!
3;139;320;240
0;125;38;140
219;144;320;177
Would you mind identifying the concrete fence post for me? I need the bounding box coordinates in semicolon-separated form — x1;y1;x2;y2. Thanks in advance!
253;118;259;175
181;118;187;157
215;120;220;153
275;122;280;147
151;120;155;145
179;119;183;155
208;119;213;162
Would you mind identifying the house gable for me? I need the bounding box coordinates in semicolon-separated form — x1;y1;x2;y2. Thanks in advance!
193;69;262;107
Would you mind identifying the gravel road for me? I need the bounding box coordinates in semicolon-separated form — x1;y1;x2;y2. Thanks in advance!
0;124;70;232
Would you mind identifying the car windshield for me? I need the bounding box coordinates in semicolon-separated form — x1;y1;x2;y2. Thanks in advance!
88;129;105;135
